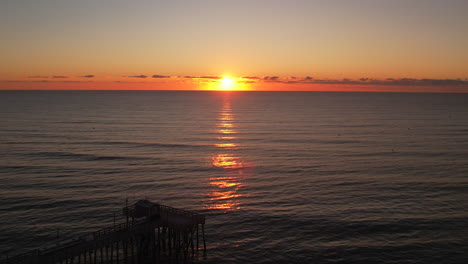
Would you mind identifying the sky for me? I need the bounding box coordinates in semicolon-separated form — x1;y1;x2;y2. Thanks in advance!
1;0;467;92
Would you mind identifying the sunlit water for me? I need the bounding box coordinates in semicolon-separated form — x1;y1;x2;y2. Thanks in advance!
1;91;467;263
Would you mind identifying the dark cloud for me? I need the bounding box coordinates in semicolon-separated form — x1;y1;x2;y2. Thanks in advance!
126;75;148;78
393;78;467;86
276;77;468;86
254;75;450;86
400;78;417;82
199;76;222;79
52;75;69;79
1;80;91;83
242;76;260;80
32;80;88;83
28;76;48;78
183;76;222;79
152;75;170;78
80;75;95;78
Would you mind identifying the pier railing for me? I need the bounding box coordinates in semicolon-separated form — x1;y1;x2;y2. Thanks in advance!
91;221;130;239
1;221;132;263
160;204;206;224
1;250;40;264
123;202;206;225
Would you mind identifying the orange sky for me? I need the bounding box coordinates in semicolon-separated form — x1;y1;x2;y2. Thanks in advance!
1;0;467;92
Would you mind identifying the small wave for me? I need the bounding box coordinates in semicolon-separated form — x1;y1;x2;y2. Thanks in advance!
76;140;210;150
54;121;100;124
267;138;363;145
24;151;149;162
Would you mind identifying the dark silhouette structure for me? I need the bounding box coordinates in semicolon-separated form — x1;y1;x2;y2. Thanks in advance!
1;200;206;264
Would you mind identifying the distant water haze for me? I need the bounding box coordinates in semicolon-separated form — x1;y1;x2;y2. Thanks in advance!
0;91;467;263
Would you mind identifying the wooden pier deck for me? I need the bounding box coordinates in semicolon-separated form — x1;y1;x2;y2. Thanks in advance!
1;200;206;264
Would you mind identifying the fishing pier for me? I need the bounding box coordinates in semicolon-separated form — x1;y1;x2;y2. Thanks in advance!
1;200;206;264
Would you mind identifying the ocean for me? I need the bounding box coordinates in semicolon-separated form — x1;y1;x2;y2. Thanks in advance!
0;91;467;263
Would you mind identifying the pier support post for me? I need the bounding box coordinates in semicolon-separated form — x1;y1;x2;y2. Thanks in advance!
124;240;128;264
130;237;135;264
100;246;104;264
202;224;206;256
110;242;114;264
116;242;119;264
94;247;97;264
196;225;199;251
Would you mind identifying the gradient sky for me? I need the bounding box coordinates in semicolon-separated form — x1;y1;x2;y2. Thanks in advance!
1;0;467;92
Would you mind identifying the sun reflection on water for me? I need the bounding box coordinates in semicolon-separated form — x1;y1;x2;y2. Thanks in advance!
205;97;252;211
218;136;237;140
214;143;239;148
212;154;244;169
218;129;237;134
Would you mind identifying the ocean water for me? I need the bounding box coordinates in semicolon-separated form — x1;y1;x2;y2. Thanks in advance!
0;91;467;263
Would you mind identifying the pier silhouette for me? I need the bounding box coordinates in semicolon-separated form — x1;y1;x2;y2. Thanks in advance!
1;200;206;264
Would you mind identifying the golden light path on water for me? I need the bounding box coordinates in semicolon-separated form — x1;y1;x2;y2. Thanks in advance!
206;96;251;211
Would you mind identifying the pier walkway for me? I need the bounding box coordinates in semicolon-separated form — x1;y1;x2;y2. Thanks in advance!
1;200;206;264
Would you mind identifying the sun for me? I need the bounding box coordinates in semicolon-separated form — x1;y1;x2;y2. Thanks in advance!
220;77;235;90
200;76;252;91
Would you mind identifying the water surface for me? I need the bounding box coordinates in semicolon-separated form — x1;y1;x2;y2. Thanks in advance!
1;91;467;263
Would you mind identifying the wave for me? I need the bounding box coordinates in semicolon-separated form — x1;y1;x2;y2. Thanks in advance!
267;138;363;144
23;151;148;162
1;139;209;148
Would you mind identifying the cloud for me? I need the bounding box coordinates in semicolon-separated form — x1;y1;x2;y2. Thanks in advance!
389;78;468;86
52;75;69;79
1;79;93;83
80;75;95;78
152;75;170;78
289;77;468;86
242;76;261;80
183;75;222;79
28;76;48;78
246;75;468;87
199;76;222;79
126;75;148;78
400;78;417;82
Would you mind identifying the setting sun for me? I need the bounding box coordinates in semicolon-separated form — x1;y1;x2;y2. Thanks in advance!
220;77;235;90
199;76;249;91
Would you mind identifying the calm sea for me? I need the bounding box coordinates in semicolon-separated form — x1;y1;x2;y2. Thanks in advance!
0;91;467;263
